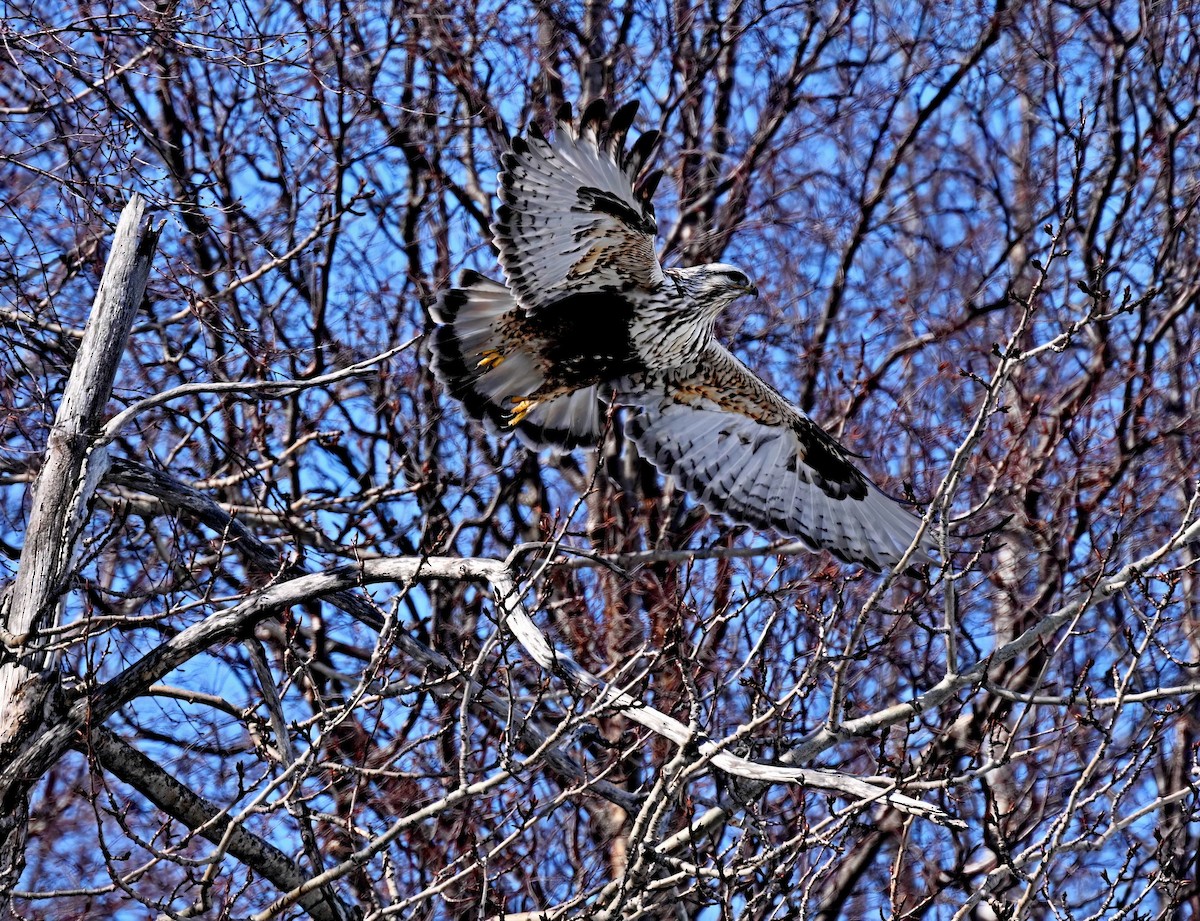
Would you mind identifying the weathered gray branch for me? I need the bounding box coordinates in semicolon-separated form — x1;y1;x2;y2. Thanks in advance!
1;552;959;862
0;195;160;913
105;457;642;814
625;502;1200;880
486;568;959;824
78;726;355;921
1;195;159;687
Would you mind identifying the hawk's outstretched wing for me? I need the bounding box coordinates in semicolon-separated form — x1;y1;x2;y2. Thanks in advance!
493;99;665;311
622;345;934;571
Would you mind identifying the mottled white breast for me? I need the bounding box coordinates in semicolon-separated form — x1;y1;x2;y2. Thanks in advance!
628;288;716;371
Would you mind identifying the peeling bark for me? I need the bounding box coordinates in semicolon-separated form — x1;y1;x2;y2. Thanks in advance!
0;195;161;914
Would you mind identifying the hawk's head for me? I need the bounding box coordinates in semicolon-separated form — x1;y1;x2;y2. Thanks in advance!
670;263;759;313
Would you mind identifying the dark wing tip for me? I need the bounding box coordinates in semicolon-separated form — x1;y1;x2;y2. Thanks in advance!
609;100;639;138
580;98;608;133
604;99;639;159
626;129;660;177
636;169;664;203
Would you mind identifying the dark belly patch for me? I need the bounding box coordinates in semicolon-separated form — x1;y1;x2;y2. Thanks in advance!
530;291;648;388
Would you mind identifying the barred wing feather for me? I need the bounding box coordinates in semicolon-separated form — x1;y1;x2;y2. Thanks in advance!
623;346;934;571
493;99;664;310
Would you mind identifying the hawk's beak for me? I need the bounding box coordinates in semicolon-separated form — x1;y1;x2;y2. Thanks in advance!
745;283;759;298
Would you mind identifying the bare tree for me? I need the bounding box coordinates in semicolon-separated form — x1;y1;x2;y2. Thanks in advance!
2;0;1198;918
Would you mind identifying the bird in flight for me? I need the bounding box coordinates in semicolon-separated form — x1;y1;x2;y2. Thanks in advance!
430;99;934;571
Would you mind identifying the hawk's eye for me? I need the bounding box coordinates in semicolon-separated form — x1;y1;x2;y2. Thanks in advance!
727;271;749;287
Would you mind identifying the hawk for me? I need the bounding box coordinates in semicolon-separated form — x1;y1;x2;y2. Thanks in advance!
430;99;934;571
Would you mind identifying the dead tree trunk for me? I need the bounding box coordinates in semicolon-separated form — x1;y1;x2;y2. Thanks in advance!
0;195;160;914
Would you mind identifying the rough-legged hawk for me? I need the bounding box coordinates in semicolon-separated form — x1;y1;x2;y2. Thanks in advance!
430;99;934;572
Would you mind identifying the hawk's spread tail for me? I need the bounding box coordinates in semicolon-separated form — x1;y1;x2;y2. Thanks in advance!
429;270;605;449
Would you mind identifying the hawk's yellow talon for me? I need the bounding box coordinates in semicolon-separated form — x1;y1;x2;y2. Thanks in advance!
477;348;505;370
506;397;538;426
